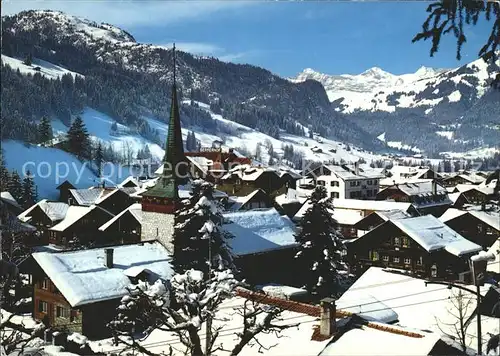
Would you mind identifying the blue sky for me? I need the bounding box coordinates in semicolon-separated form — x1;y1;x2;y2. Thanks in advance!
3;0;493;77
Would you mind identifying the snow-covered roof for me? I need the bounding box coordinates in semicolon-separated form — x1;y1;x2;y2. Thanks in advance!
379;177;433;187
486;239;500;274
294;199;412;221
440;208;500;231
223;208;297;255
337;267;498;354
275;188;306;206
68;188;109;206
228;189;264;211
50;205;112;232
335;293;398;324
222;164;280;182
317;165;384;181
117;176;140;188
376;209;411;221
332;209;364;226
32;241;173;307
391;215;482;257
447;192;464;204
18;200;69;223
1;191;21;209
455;184;494;195
98;203;142;231
186;156;213;174
392;181;447;196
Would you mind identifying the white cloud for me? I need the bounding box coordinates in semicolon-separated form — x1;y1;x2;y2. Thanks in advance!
2;0;254;27
159;42;223;57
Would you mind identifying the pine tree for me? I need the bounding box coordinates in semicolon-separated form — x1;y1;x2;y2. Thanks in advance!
21;170;37;208
67;116;91;160
255;143;262;161
172;180;234;276
23;53;32;66
95;142;104;177
8;171;23;203
0;149;10;191
294;186;349;299
38;116;53;144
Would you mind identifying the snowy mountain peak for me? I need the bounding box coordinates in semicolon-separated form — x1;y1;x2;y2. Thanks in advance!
360;67;394;79
4;10;136;43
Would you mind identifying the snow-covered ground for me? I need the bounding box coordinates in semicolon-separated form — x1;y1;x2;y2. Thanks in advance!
1;54;84;80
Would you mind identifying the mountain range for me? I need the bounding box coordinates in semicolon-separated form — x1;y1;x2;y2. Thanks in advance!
1;9;499;157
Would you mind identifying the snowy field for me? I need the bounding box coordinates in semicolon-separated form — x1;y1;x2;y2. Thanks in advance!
1;54;83;80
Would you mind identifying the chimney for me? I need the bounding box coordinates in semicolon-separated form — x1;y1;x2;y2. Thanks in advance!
431;180;437;195
354;161;360;176
320;297;336;337
104;248;114;268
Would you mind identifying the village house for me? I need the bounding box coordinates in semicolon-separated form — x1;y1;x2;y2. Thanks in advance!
347;215;483;279
439;207;500;250
66;187;135;215
306;163;385;200
226;189;275;211
47;205;114;247
98;203;142;244
441;172;485;187
275;188;307;218
447;191;470;208
353;210;412;237
218;165;287;197
31;241;173;339
55;181;76;203
376;180;451;216
450;184;495;204
386;166;441;181
18;200;70;242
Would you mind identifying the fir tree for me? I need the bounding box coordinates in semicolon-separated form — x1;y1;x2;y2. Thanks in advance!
23;53;32;66
0;149;10;191
8;171;23;203
294;186;349;299
67;116;91;160
95;142;104;177
38;116;53;144
172;180;234;276
21;170;37;208
255;143;262;161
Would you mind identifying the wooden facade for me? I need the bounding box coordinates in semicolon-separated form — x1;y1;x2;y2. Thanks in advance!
56;181;76;203
48;207;114;247
96;189;135;215
376;187;450;217
27;205;58;243
443;213;499;250
348;222;471;279
219;171;286;197
460;189;491;204
100;210;142;245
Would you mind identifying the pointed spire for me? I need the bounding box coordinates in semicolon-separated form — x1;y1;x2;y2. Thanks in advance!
142;43;188;200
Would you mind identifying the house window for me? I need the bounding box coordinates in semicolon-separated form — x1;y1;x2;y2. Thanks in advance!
402;237;410;248
367;190;373;197
478;224;483;233
367;180;372;185
356;181;360;186
393;256;400;263
416;256;423;265
38;300;48;313
394;237;401;247
382;256;389;262
370;251;379;261
41;279;49;290
56;306;70;318
318;180;325;186
404;258;411;265
331;192;339;199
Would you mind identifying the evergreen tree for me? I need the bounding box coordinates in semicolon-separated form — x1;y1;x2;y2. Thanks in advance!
95;142;104;177
23;53;32;66
67;116;91;160
21;170;37;208
294;186;349;299
38;116;53;144
8;171;23;203
172;180;234;276
0;149;10;191
255;143;262;161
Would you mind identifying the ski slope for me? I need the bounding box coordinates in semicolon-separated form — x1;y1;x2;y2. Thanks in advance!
1;54;84;80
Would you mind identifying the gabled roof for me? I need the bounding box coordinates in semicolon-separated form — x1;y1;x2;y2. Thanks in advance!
223;208;297;255
68;188;106;206
117;176;140;188
1;191;21;210
440;208;500;231
32;241;173;307
18;200;70;223
391;215;482;257
228;189;267;211
98;203;142;231
455;184;494;196
391;181;447;196
49;205;113;232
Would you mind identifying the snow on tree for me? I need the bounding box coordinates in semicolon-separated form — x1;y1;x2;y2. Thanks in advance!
67;116;91;160
37;116;53;145
294;185;350;299
21;170;37;208
0;149;10;191
94;141;104;177
7;171;23;204
172;180;235;276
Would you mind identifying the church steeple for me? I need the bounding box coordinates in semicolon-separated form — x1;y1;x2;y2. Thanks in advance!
141;43;189;208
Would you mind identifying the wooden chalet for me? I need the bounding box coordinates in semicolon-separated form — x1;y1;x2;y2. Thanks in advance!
219;165;286;197
439;207;500;250
55;181;76;203
353;210;412;237
48;205;114;247
376;180;451;216
98;203;142;244
67;187;134;215
226;189;274;211
275;188;304;219
17;200;70;242
348;215;482;280
447;192;469;209
441;173;485;187
31;241;173;339
451;184;494;204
